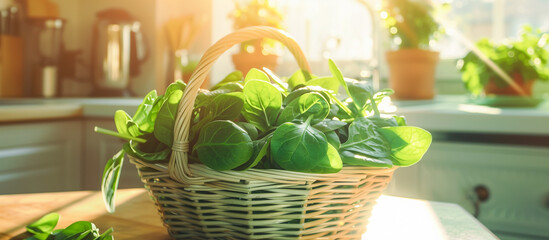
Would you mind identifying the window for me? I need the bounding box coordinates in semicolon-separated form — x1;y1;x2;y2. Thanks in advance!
211;0;549;94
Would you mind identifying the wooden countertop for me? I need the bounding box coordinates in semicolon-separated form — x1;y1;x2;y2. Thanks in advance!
0;188;498;240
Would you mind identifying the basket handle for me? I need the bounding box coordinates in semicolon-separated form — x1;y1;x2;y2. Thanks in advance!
169;26;311;184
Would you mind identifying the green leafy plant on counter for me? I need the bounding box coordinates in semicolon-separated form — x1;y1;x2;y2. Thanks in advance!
24;213;113;240
458;25;549;96
95;59;432;212
228;0;284;54
379;0;444;49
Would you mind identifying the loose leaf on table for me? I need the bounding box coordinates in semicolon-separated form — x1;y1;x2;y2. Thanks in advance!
241;80;282;132
53;221;97;240
26;212;60;235
378;126;432;166
101;149;125;213
153;89;183;146
271;116;328;172
244;68;270;83
195;120;254;171
339;117;392;167
276;92;330;125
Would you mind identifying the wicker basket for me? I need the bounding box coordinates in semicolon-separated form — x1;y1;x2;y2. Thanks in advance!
130;26;397;240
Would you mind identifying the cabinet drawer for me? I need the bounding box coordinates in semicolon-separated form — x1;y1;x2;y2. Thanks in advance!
418;142;549;238
0;121;82;194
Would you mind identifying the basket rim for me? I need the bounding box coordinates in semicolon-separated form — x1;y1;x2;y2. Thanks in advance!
130;156;397;185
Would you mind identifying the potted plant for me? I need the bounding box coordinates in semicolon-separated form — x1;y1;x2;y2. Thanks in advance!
459;26;549;99
380;0;443;100
229;0;283;74
95;27;432;239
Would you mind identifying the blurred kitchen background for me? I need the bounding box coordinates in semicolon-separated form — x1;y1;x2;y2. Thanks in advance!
0;0;548;239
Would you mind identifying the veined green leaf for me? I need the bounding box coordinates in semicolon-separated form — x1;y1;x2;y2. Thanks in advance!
26;212;59;235
271;117;328;172
133;90;158;133
195;120;253;171
242;80;282;132
287;70;312;90
234;134;272;171
101;149;125;213
306;144;342;173
313;119;347;132
378;126;432;166
211;71;243;91
244;68;270;83
339;117;391;166
276;92;330;125
154;89;183;146
305;76;339;94
114;110;132;136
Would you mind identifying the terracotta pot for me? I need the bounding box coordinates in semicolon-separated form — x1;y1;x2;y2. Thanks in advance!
386;49;439;100
484;73;534;96
232;51;278;75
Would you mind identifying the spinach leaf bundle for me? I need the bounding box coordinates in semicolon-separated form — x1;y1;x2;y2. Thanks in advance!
96;59;432;212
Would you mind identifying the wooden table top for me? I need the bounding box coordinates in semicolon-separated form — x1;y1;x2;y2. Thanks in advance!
0;188;498;240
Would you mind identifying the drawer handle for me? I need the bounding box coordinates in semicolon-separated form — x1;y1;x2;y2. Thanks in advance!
472;185;490;218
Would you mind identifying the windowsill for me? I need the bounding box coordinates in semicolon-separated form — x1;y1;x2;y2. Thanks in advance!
393;94;549;136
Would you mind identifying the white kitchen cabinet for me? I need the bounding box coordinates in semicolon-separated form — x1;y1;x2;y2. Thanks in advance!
0;120;82;194
82;118;143;190
385;140;549;239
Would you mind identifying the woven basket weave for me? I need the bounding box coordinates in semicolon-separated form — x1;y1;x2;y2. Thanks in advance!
130;26;396;239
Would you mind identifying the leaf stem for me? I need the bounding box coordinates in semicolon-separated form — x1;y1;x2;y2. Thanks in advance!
94;127;147;143
369;96;380;117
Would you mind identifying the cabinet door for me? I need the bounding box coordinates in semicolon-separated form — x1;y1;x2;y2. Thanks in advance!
0;120;82;194
400;141;549;238
83;119;143;190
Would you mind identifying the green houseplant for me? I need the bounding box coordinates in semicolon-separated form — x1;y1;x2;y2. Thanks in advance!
229;0;284;74
459;26;549;98
380;0;443;99
95;27;432;239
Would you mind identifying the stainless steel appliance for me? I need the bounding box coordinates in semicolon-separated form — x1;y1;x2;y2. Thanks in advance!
27;18;65;98
92;8;148;96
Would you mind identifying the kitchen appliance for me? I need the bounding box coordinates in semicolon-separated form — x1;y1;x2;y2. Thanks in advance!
92;8;148;96
26;17;65;98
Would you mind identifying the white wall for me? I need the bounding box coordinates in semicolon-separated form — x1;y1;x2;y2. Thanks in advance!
48;0;212;96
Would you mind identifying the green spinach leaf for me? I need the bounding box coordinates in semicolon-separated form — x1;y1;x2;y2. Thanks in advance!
101;149;124;213
287;69;312;90
241;80;282;132
271;116;328;172
154;89;183;146
339;117;392;167
244;68;270;83
211;71;243;91
195;120;253;171
26;213;59;235
306;144;342;173
306;76;339;94
276;92;330;125
378;126;432;166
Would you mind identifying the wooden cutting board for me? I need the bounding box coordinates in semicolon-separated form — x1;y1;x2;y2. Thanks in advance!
0;189;171;240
